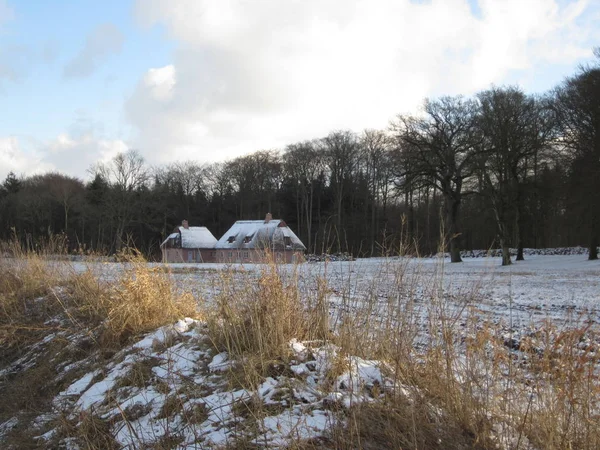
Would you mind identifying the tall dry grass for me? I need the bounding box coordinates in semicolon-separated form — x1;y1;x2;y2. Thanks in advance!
206;254;329;388
0;241;202;448
1;236;599;449
205;247;600;449
320;254;600;450
1;242;198;349
67;250;197;346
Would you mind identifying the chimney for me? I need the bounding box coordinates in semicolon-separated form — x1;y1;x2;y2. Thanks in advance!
182;219;189;229
264;213;272;223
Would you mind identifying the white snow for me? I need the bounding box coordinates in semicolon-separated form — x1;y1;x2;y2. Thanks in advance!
7;250;600;449
215;219;305;250
180;226;218;249
290;338;309;361
335;357;385;391
208;352;232;372
0;418;18;440
77;363;129;410
173;317;197;333
60;370;101;397
161;226;218;249
259;409;331;447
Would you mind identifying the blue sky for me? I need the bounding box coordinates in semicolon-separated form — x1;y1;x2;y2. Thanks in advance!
1;0;599;179
1;0;171;139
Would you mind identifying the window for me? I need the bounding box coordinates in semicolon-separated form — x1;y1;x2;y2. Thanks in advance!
243;251;249;258
227;236;235;243
228;252;232;258
284;236;292;246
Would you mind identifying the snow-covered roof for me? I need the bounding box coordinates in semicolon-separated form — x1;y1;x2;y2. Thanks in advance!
161;226;217;249
215;220;306;251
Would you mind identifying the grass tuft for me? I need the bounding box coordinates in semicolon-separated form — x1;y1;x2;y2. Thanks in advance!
207;260;325;379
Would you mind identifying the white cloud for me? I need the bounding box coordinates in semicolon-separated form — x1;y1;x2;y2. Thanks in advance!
44;132;128;175
143;65;176;102
127;0;598;164
0;137;52;180
0;133;128;181
64;23;124;78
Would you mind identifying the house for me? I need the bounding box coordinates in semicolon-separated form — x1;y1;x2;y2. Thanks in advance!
215;213;306;263
160;220;218;263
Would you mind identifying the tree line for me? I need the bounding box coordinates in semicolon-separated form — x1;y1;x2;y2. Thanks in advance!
1;52;599;264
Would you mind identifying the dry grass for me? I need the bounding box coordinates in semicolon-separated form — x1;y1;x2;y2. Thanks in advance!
100;254;198;346
57;250;198;347
57;411;119;450
294;252;600;449
115;357;162;389
515;325;600;450
206;257;327;381
192;249;600;449
1;238;600;449
0;241;201;448
1;241;199;348
0;250;61;327
330;398;488;450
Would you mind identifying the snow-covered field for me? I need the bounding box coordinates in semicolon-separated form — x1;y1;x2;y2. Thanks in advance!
74;253;600;356
2;253;599;448
139;254;600;330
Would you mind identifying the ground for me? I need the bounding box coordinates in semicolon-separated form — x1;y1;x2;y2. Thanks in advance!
1;251;599;449
138;253;600;329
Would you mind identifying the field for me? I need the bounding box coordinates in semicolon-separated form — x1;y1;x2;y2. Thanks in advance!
0;252;599;449
158;254;600;325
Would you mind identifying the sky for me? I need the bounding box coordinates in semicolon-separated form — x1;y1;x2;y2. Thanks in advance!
0;0;598;180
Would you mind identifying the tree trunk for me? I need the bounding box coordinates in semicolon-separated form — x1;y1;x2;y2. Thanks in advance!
589;234;598;260
516;245;524;261
588;203;599;260
407;188;414;244
370;203;376;256
501;238;512;266
335;190;343;253
115;225;124;252
295;185;301;240
306;183;314;252
515;189;525;261
445;194;462;263
515;213;524;260
492;200;511;266
495;218;511;266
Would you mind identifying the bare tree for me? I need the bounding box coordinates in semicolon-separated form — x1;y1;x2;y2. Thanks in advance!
94;150;149;192
204;162;233;200
554;49;600;260
477;87;554;265
92;150;149;251
391;96;481;262
359;129;394;255
159;161;208;219
284;140;324;252
227;150;282;218
45;172;85;233
322;130;360;249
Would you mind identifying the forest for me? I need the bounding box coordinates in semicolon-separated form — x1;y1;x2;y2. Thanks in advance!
1;52;599;264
